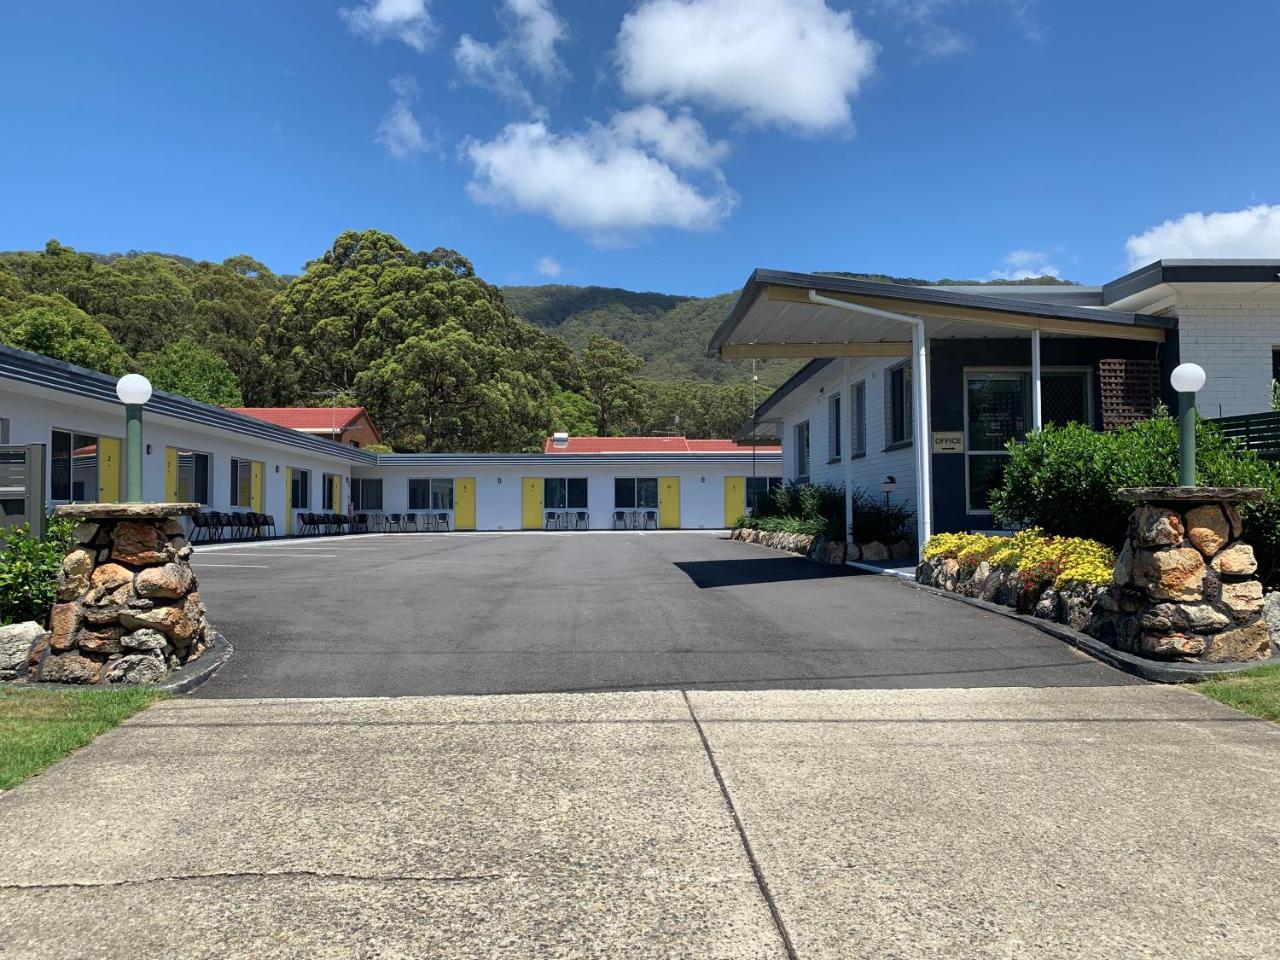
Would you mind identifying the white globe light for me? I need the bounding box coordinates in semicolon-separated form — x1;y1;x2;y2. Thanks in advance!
1170;363;1207;394
115;373;153;405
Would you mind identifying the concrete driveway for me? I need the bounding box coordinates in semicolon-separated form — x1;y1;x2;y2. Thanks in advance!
189;531;1132;697
3;533;1278;958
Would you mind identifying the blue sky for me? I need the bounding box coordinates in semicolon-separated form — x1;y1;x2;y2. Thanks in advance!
2;1;1278;296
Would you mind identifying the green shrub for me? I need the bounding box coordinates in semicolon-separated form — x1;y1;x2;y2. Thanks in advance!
738;481;915;544
989;412;1280;588
0;517;76;626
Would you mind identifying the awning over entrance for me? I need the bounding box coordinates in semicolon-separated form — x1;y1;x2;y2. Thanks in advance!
713;270;1176;554
710;270;1175;360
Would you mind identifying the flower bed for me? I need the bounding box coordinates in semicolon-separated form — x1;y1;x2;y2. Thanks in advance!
916;528;1116;630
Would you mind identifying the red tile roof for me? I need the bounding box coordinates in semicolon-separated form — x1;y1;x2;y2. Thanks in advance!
543;436;748;454
228;407;367;431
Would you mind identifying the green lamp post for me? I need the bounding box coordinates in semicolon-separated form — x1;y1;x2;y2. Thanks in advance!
1169;362;1206;488
115;373;153;502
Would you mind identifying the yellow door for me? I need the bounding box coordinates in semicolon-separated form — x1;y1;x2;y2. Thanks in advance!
284;467;293;535
659;477;681;529
165;447;179;501
455;477;477;530
250;461;264;512
723;476;745;528
98;436;121;502
521;477;543;530
331;474;342;513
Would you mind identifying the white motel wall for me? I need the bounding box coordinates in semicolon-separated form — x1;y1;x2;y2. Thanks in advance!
0;346;780;533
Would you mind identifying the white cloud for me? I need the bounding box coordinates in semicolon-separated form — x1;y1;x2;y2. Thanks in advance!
1126;204;1280;268
536;256;563;278
610;105;729;169
340;0;437;51
454;0;567;107
873;0;1041;58
464;110;736;244
615;0;876;134
990;249;1060;281
376;75;434;160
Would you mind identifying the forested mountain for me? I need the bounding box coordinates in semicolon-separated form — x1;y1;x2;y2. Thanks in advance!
0;234;1069;453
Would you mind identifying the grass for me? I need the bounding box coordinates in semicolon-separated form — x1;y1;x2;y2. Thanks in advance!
1197;664;1280;723
0;687;167;790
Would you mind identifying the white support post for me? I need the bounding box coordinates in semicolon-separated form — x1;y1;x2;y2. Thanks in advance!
1031;327;1043;432
843;358;854;544
912;327;933;553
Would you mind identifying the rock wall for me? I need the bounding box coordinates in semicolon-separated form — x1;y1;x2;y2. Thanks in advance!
27;505;214;684
729;528;914;567
915;556;1100;632
1091;495;1276;663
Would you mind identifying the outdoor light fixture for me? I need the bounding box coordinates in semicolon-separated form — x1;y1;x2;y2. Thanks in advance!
881;474;897;507
115;373;152;502
1171;363;1206;487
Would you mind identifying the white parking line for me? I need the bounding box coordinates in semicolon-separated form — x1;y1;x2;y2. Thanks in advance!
194;563;270;569
199;552;336;559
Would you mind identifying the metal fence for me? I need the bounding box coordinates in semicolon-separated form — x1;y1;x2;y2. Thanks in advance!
1210;411;1280;462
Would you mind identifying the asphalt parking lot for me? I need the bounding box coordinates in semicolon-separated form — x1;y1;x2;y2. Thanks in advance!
191;530;1136;698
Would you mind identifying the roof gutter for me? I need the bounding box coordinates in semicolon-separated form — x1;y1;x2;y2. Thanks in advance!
807;290;933;553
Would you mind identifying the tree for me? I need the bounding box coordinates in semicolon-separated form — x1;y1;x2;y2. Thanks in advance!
0;294;130;376
550;389;598;436
579;335;646;435
142;336;244;406
261;230;575;451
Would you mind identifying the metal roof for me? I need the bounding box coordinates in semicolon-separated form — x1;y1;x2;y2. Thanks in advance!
1102;259;1280;305
710;269;1175;360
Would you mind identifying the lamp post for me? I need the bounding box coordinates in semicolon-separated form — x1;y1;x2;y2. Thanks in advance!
1170;363;1206;488
115;374;153;502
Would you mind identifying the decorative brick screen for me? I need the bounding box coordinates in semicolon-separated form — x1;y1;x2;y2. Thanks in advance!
1099;358;1160;430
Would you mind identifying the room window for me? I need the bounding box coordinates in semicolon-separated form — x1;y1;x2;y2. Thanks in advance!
51;429;99;502
793;421;810;480
746;476;782;512
409;478;454;511
545;477;588;510
614;477;659;509
352;477;382;511
965;368;1090;513
850;381;867;457
827;394;842;462
290;467;311;510
230;458;254;507
176;450;211;505
0;418;9;444
886;363;912;448
322;473;338;511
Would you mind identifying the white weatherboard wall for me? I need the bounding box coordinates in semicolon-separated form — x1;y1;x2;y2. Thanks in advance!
361;458;779;531
1173;301;1280;418
1;380;359;533
775;357;918;520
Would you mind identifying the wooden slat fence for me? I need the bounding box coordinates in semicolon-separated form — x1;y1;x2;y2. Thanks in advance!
1211;411;1280;462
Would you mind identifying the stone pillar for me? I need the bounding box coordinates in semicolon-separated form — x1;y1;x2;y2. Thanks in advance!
1093;487;1274;663
30;503;214;684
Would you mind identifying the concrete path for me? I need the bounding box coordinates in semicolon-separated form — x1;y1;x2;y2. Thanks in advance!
3;685;1278;959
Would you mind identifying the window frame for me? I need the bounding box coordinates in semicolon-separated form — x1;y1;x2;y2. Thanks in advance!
885;362;913;450
746;476;782;512
50;427;100;503
793;421;810;482
962;365;1093;515
230;458;254;508
544;477;588;511
850;380;867;459
614;477;659;510
827;393;842;463
352;477;382;511
291;467;311;510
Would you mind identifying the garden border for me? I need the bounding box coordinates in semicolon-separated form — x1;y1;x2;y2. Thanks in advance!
2;632;232;695
895;579;1275;683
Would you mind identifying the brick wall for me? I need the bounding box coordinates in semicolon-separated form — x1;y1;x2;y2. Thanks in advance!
1175;303;1280;418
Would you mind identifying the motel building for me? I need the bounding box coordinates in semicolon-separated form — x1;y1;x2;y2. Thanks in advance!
0;344;781;534
716;261;1280;554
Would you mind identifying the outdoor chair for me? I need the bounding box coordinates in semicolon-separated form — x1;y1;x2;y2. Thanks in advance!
190;512;212;543
544;510;559;530
435;512;449;532
353;513;369;533
574;511;589;530
642;510;658;530
262;514;278;538
298;513;318;536
612;511;627;530
212;512;232;540
402;513;418;532
386;513;402;532
231;512;249;540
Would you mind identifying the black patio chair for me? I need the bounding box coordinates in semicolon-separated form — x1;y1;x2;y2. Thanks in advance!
612;511;627;530
353;513;369;533
642;510;658;530
386;513;401;532
262;514;278;538
299;513;318;536
435;512;449;532
190;512;211;544
544;510;559;531
574;511;589;530
402;513;418;532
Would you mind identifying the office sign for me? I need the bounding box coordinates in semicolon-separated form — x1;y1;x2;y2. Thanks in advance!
931;432;965;454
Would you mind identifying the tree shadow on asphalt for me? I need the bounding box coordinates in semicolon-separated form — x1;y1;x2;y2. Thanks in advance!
675;557;853;589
